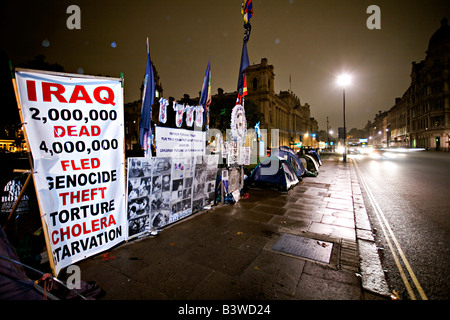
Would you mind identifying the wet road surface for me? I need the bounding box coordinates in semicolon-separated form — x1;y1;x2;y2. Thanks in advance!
352;150;450;300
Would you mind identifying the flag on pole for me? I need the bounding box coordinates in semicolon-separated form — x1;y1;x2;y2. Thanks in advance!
236;41;249;105
139;38;155;152
237;41;249;94
237;0;251;104
200;58;211;106
241;0;253;26
199;58;211;129
242;73;248;97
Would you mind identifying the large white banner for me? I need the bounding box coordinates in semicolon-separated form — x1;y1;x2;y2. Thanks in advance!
15;69;127;275
155;126;206;157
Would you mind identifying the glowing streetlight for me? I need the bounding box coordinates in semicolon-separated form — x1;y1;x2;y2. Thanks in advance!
337;74;352;162
337;74;352;87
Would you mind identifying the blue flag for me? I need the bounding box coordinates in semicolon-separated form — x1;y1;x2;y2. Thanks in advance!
200;58;211;129
200;58;211;106
139;45;155;150
237;41;249;97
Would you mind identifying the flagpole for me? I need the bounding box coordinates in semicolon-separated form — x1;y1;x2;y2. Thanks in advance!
146;36;150;157
140;36;155;157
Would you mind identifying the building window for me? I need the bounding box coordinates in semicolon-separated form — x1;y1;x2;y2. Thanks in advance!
269;104;272;124
431;116;444;127
431;84;443;94
252;78;258;90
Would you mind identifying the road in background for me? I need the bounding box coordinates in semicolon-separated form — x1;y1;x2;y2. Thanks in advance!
353;150;450;300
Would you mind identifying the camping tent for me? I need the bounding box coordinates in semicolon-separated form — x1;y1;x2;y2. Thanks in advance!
247;156;299;191
308;150;322;166
272;146;306;178
298;154;320;176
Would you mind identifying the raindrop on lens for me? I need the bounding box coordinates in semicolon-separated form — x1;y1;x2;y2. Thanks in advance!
42;39;50;47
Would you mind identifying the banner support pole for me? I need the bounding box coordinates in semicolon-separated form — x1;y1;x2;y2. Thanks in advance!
9;62;57;276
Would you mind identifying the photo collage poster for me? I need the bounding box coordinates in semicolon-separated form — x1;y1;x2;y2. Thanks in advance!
127;158;155;238
150;157;173;230
127;155;219;239
169;156;194;224
192;155;219;212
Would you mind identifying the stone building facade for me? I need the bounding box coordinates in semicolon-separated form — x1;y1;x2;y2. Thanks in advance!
409;19;450;150
365;18;450;151
243;58;318;150
124;58;318;153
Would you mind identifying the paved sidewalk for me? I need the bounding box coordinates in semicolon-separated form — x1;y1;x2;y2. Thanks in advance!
77;155;389;300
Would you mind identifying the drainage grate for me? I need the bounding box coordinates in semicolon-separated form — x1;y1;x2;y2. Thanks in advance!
272;234;333;263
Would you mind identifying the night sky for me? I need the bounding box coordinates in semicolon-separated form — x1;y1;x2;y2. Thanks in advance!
1;0;449;131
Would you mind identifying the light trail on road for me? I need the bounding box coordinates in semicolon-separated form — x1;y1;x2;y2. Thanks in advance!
352;158;428;300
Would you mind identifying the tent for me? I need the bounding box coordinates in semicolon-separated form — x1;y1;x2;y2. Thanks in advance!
298;154;320;176
272;146;306;178
247;156;299;191
308;150;322;166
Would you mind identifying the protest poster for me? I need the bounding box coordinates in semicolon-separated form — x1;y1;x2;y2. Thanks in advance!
150;157;172;230
127;158;153;238
204;155;219;205
1;178;30;214
155;126;206;157
169;156;195;223
228;167;242;194
241;146;251;165
14;69;127;275
227;141;240;166
126;155;218;237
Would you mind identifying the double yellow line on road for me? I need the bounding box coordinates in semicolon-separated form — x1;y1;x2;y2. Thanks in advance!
352;159;428;300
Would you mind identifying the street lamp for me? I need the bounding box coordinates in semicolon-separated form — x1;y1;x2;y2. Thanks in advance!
337;74;352;162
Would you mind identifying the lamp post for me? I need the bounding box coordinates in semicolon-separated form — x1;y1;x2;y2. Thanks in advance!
337;74;351;162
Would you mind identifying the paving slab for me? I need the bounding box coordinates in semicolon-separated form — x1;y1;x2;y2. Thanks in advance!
75;155;389;300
